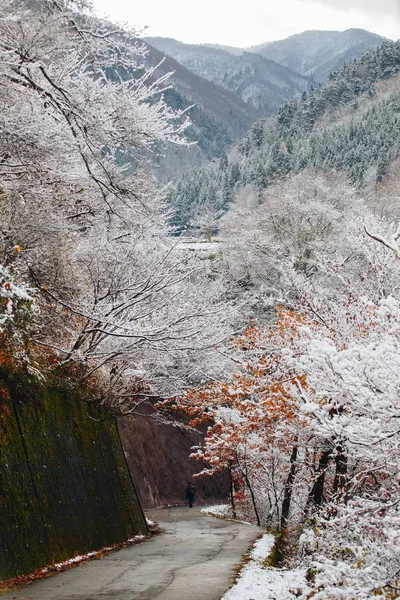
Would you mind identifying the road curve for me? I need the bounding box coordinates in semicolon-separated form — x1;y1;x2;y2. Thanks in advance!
7;507;260;600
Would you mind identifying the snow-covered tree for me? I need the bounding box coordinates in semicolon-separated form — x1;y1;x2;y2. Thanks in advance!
161;308;309;527
164;216;400;595
0;0;231;406
0;262;35;364
284;293;400;598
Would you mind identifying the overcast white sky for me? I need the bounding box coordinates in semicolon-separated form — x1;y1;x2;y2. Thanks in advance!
92;0;400;47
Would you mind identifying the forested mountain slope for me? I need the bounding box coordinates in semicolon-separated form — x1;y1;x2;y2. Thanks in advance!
139;41;261;179
142;41;260;140
166;40;400;231
248;28;386;82
144;37;312;113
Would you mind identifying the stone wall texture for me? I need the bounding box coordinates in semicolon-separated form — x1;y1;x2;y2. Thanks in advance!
0;370;147;581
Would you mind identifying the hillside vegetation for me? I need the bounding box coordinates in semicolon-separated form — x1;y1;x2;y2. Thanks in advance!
166;40;400;231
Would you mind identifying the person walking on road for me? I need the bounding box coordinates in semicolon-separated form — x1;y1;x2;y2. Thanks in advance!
185;482;196;507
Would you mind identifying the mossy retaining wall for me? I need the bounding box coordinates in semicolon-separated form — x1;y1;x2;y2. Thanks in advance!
0;370;147;581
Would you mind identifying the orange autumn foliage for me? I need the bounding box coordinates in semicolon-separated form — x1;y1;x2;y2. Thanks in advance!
161;308;312;474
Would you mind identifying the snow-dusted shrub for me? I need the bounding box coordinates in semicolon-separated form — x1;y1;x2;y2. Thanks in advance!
0;264;35;362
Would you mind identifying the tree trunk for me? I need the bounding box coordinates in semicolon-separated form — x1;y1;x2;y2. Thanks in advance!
333;442;348;498
308;448;332;507
280;445;298;530
228;465;237;520
243;471;261;526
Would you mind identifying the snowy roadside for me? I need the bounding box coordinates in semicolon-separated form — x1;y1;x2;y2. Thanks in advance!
222;535;307;600
202;505;308;600
201;504;253;524
201;504;234;519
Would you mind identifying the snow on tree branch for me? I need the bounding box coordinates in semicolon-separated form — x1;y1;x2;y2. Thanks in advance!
0;0;233;406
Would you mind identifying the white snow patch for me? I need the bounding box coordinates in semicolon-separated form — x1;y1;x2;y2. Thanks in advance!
222;533;307;600
53;552;97;568
176;241;221;252
223;564;307;600
251;534;275;561
201;504;232;518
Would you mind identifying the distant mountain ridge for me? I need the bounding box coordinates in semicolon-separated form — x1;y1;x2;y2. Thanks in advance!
147;29;386;97
144;37;312;114
248;29;386;82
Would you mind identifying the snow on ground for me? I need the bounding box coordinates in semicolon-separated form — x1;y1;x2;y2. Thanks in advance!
202;505;308;599
201;504;233;518
250;535;275;562
201;504;253;524
176;241;222;252
222;534;308;600
52;536;146;569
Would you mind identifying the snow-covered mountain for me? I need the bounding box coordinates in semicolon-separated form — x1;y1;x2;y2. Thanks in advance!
247;29;386;82
139;40;261;178
134;29;387;177
144;37;312;114
142;41;260;138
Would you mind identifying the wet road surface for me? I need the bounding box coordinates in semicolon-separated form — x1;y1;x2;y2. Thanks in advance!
6;506;260;600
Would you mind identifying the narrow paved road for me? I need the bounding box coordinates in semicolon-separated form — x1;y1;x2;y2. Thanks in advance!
7;507;260;600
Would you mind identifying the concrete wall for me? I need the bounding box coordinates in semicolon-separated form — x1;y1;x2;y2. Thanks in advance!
0;370;147;581
119;404;229;509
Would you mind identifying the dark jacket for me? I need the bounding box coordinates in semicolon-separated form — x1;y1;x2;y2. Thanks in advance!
185;483;196;500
